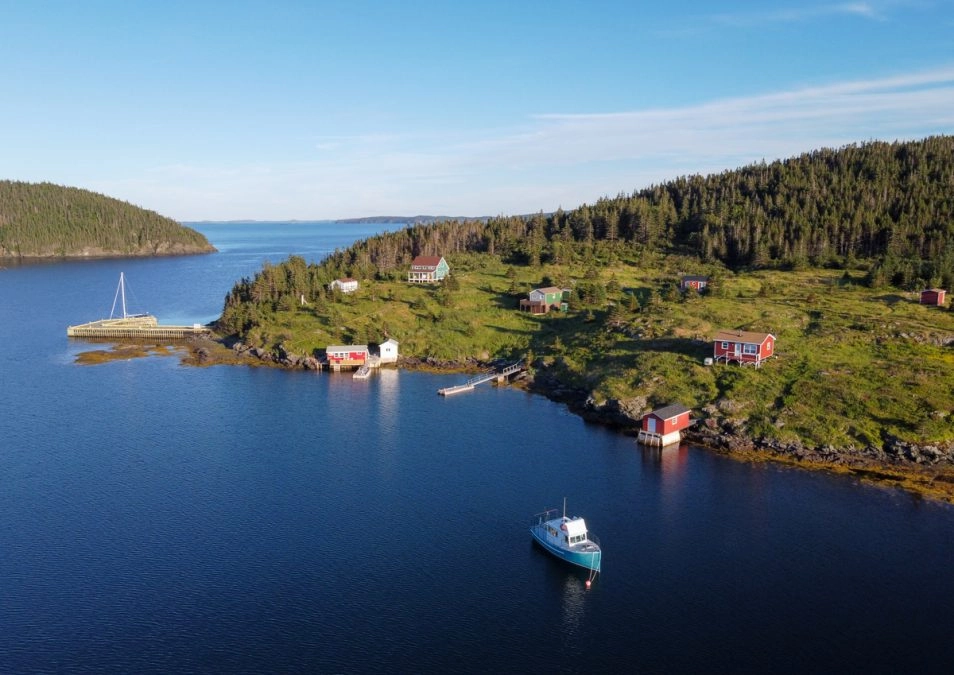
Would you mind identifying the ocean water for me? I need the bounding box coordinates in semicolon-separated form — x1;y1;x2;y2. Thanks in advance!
1;221;953;674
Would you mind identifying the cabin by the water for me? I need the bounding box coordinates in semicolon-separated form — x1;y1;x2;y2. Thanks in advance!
637;403;692;446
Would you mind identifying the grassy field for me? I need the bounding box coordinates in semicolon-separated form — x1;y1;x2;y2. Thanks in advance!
243;249;954;449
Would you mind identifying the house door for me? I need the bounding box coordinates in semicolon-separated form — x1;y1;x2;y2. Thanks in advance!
733;343;741;357
647;418;656;433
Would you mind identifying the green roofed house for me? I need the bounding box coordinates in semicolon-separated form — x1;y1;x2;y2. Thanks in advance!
520;286;570;314
407;255;450;283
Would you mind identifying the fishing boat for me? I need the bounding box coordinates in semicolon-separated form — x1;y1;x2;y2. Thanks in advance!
530;500;601;578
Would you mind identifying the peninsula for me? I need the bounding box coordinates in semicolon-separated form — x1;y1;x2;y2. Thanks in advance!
0;181;215;259
208;136;954;502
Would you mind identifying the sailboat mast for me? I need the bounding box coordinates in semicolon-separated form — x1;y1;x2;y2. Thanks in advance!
120;272;127;318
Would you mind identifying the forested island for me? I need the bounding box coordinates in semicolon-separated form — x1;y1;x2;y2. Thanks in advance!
209;136;954;501
0;181;215;259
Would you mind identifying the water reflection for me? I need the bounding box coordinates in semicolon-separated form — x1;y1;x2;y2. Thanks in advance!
640;443;689;481
560;573;588;637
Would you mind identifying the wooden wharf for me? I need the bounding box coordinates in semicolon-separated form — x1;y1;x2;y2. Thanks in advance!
438;361;524;396
66;273;212;340
67;316;211;340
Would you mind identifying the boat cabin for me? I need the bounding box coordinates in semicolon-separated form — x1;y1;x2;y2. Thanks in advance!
561;517;590;545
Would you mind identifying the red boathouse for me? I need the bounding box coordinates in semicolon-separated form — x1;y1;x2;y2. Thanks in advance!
638;404;692;447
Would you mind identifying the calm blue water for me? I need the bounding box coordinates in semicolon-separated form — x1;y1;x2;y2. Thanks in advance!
2;222;953;674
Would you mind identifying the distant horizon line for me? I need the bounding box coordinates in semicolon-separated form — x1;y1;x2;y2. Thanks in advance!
181;214;496;225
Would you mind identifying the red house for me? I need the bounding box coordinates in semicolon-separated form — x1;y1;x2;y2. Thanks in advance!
920;289;946;306
325;344;369;371
713;330;775;368
638;404;692;446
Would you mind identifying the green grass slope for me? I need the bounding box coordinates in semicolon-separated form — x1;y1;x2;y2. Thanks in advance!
217;248;954;450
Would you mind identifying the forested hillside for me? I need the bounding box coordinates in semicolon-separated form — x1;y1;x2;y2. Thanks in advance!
302;135;954;290
0;181;215;258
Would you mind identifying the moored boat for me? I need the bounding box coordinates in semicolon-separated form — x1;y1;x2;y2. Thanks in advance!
530;501;601;575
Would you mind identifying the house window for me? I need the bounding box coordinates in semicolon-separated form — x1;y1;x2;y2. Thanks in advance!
742;343;758;355
720;341;728;349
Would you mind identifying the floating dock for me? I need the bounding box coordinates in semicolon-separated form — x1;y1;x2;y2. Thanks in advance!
438;361;525;395
67;315;211;339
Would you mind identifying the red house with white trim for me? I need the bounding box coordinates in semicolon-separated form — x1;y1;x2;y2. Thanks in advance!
920;288;946;306
325;344;369;370
638;403;692;446
713;330;775;368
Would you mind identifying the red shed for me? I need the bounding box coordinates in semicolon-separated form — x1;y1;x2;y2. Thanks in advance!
680;275;709;291
325;344;369;370
920;289;946;306
638;404;692;446
713;330;775;368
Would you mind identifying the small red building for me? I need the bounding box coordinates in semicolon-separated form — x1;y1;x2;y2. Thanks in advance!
680;275;709;292
325;344;369;370
638;404;692;446
920;288;946;306
713;330;775;368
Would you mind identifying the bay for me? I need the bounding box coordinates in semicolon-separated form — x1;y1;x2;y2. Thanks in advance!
1;221;952;674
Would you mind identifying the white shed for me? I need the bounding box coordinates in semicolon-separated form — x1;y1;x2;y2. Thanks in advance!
379;338;399;364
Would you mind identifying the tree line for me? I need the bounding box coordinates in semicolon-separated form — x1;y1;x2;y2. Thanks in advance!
218;135;954;335
0;181;214;257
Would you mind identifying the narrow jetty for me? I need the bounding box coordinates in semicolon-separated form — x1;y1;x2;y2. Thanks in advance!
438;361;524;396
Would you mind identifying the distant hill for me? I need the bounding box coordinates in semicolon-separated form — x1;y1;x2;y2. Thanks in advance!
334;215;490;225
0;181;215;259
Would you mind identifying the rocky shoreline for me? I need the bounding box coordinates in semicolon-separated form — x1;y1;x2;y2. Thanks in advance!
185;335;954;504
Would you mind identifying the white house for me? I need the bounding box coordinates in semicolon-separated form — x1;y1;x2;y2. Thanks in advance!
378;338;399;364
329;277;359;293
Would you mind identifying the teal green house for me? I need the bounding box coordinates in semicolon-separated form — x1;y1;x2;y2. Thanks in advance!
520;286;570;314
408;255;450;283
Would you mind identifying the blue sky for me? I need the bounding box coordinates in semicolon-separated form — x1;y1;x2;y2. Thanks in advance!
1;1;952;221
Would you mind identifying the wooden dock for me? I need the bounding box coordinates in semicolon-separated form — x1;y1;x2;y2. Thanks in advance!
66;273;211;340
67;315;211;339
438;361;524;395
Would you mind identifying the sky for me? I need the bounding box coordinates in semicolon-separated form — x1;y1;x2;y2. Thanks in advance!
1;0;953;221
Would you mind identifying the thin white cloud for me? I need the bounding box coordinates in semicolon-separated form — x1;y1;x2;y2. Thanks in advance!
710;2;886;27
96;65;954;220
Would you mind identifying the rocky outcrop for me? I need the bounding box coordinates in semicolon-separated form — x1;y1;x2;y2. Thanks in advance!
684;417;954;469
226;341;321;370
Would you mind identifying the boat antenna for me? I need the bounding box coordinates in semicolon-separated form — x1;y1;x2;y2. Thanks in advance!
563;497;566;520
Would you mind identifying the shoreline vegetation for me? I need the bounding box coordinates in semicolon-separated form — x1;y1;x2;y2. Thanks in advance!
0;181;215;259
75;136;954;504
